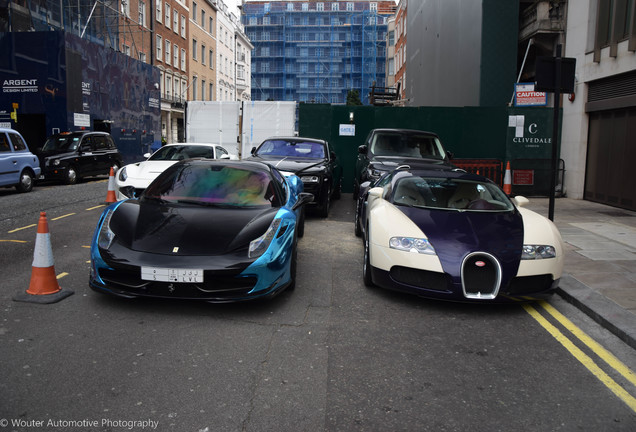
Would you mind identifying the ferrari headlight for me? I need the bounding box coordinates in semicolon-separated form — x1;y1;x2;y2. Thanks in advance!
300;175;320;183
522;245;556;260
118;166;127;181
249;219;282;259
97;210;116;250
389;237;436;255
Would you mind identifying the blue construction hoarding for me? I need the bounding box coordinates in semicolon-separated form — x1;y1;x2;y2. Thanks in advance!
0;31;160;164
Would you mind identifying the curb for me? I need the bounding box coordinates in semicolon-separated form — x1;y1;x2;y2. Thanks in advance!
557;275;636;351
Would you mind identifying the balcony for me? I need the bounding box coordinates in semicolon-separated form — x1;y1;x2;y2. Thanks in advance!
519;1;565;42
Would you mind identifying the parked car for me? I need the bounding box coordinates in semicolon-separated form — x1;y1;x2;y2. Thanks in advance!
354;128;454;199
246;136;342;217
355;165;564;302
0;128;41;193
90;159;313;302
38;131;122;184
116;142;236;200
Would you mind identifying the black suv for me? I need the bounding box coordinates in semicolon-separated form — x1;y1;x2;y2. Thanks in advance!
354;128;454;198
38;131;122;184
246;136;343;217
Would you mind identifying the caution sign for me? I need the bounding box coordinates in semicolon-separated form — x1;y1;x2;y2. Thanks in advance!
514;83;547;107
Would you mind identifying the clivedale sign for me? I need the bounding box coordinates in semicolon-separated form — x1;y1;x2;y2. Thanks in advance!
508;114;552;152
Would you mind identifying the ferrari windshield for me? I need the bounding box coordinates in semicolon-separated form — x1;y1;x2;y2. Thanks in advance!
148;145;216;161
256;139;325;158
369;132;445;159
143;164;281;207
392;176;514;211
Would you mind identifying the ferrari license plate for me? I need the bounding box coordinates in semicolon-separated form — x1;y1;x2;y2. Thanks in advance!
141;267;204;283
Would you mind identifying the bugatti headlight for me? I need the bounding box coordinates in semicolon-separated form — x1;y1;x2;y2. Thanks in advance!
389;237;436;255
522;245;556;260
97;210;116;250
300;175;320;183
118;166;128;181
249;219;282;259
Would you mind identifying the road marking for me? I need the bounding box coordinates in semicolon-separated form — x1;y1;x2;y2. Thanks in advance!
8;224;36;233
538;300;636;388
52;213;76;221
523;303;636;413
86;205;105;211
0;239;28;243
56;272;69;279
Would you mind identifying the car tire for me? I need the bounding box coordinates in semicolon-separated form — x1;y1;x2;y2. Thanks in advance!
287;240;298;291
318;184;330;218
297;207;305;238
333;177;342;200
15;170;34;193
354;205;362;237
65;166;78;185
363;231;374;287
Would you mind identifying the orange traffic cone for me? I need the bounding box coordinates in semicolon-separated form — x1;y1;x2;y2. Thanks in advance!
105;167;117;204
503;161;512;195
14;212;74;304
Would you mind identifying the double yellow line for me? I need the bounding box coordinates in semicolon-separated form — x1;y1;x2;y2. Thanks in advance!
524;301;636;412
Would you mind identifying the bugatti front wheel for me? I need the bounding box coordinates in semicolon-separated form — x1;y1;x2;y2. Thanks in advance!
363;232;374;287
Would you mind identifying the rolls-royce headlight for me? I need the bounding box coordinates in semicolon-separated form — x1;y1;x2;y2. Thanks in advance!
97;210;116;250
53;159;60;166
522;245;556;259
118;166;128;181
390;237;436;255
249;219;282;259
300;175;319;183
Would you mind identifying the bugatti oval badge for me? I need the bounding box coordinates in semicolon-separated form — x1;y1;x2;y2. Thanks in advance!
475;261;486;267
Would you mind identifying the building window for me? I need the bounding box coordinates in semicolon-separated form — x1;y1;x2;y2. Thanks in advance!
173;10;178;33
347;2;354;11
192;78;197;99
156;1;162;22
209;49;214;69
209;17;214;34
220;54;223;72
193;39;198;60
181;15;186;38
139;1;146;27
156;35;162;61
202;44;206;65
332;2;338;11
593;0;636;59
302;2;309;11
192;2;197;21
165;3;170;28
201;80;206;100
370;2;378;12
166;75;172;97
122;0;130;17
165;39;171;64
209;83;214;101
201;10;206;28
317;3;324;12
139;52;147;63
388;30;394;46
181;49;186;71
122;44;130;56
174;44;178;66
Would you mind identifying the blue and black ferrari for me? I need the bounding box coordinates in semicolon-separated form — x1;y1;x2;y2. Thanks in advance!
89;159;313;302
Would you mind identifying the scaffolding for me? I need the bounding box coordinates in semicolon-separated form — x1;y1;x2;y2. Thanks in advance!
243;1;394;105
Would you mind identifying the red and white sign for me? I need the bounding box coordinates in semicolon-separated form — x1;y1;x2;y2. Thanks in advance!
514;83;547;107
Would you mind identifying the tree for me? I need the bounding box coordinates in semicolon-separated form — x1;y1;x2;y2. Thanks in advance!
346;90;363;106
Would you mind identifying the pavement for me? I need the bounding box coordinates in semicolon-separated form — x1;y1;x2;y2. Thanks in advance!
524;197;636;349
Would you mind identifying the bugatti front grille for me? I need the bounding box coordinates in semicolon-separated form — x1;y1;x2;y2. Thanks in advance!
461;253;502;299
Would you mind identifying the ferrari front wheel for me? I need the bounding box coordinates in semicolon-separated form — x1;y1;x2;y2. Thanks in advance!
363;233;374;287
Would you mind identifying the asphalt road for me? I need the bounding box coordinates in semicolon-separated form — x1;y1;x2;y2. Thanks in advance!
1;179;635;432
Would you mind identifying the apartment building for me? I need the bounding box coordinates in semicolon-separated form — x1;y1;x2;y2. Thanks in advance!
189;0;218;102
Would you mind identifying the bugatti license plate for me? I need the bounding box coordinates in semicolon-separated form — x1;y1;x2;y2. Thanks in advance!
141;267;204;283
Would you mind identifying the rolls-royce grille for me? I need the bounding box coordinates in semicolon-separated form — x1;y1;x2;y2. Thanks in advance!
461;253;501;299
390;266;450;292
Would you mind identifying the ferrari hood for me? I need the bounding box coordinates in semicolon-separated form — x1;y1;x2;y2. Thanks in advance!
398;206;524;282
128;160;178;177
109;200;278;256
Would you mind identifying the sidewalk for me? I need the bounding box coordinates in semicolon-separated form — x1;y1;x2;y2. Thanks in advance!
525;198;636;349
